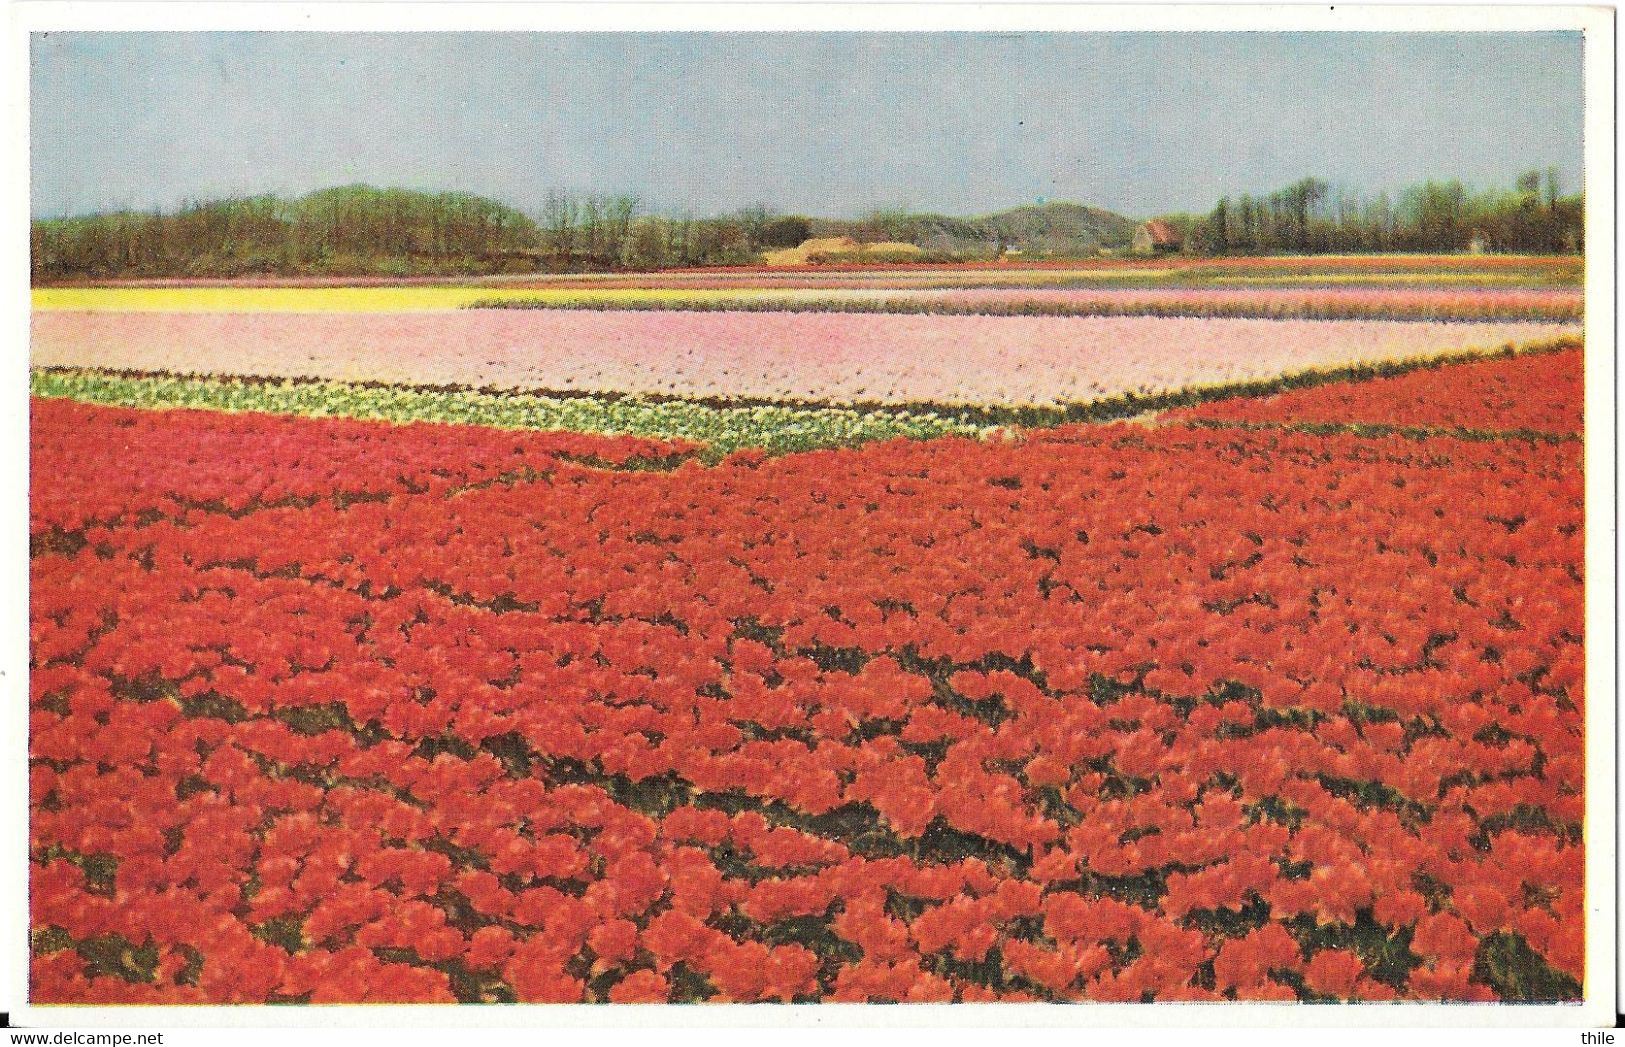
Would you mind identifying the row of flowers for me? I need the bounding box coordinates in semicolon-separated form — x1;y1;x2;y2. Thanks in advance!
30;397;695;536
30;306;1576;413
1170;347;1582;435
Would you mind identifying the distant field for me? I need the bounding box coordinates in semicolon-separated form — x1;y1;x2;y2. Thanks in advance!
471;285;1580;323
622;253;1582;278
33;286;593;313
33;254;1582;323
36;253;1581;289
30;283;1583;322
31;282;1586;326
31;308;1578;409
31;250;1583;408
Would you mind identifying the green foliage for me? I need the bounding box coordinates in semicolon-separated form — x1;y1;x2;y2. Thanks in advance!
1472;931;1582;1001
1199;171;1584;255
812;201;1137;257
32;185;538;281
36;187;1066;280
760;215;813;248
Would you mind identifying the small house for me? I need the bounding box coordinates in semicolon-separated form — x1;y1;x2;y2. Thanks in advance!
1132;220;1183;256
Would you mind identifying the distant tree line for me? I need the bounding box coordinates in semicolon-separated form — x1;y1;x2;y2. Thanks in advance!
1188;171;1582;255
30;170;1586;281
540;194;814;271
30;185;821;281
30;186;548;281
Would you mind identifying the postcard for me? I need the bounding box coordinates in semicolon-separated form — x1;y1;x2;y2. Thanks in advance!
7;2;1616;1036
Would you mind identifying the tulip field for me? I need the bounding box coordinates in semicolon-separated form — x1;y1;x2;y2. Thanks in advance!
35;252;1583;322
28;259;1589;1006
28;310;1578;410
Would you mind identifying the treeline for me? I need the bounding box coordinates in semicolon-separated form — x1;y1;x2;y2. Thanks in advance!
1187;171;1583;255
32;171;1587;281
31;186;544;281
30;185;819;281
537;193;813;270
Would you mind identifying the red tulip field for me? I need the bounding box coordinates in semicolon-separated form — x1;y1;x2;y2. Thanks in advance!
28;344;1585;1005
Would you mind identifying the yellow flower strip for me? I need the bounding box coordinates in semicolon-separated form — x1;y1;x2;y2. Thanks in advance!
31;286;833;313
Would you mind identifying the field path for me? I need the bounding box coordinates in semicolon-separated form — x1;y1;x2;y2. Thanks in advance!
31;308;1577;408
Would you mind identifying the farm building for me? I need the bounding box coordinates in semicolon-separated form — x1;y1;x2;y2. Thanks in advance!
760;237;923;266
1132;219;1183;255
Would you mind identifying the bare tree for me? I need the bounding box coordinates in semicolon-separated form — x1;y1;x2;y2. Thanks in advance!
542;189;580;262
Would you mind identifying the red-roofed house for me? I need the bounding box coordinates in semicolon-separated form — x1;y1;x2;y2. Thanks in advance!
1132;220;1183;255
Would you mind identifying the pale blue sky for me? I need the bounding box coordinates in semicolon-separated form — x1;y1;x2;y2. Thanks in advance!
31;31;1584;220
